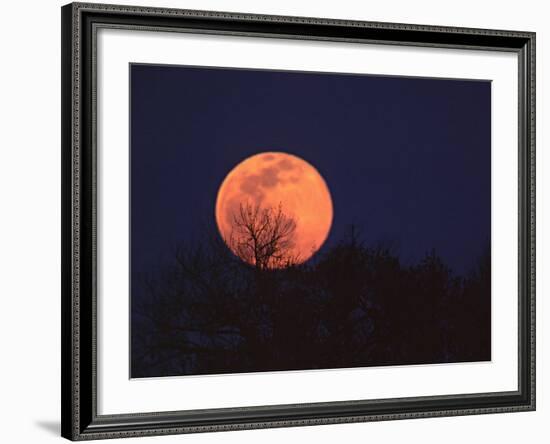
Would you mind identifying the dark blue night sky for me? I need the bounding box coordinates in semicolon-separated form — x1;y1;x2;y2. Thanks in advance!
130;64;490;277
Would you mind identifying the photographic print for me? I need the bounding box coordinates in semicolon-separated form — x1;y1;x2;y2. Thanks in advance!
62;5;536;438
130;63;491;379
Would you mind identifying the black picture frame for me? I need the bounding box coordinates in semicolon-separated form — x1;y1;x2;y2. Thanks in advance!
61;2;536;440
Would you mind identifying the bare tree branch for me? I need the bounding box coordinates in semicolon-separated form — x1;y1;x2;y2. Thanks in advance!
228;201;298;269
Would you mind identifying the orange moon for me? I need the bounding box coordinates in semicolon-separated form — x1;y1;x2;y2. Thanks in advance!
215;152;333;267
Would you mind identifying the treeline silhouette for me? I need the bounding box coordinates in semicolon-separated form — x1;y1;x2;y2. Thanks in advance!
131;223;490;378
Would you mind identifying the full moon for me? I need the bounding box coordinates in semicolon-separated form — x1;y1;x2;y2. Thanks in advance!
215;152;333;267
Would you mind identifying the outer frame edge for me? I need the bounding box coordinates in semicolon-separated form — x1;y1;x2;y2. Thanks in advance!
61;2;77;441
71;1;534;38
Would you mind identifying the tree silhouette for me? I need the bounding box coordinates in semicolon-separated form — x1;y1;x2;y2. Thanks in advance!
228;201;298;270
131;226;491;378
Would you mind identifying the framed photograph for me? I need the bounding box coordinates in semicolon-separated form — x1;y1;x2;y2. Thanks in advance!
61;2;536;440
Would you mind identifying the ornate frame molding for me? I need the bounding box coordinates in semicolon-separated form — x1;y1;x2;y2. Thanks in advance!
61;2;535;440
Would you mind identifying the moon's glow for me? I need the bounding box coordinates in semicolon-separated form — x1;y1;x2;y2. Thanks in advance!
215;152;333;267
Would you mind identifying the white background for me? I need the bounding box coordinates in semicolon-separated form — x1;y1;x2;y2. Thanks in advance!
0;0;546;443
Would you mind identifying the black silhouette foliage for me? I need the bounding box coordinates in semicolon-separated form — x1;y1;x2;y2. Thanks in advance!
131;226;491;378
